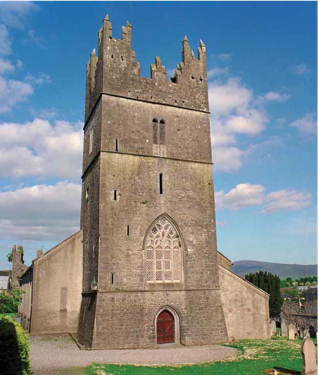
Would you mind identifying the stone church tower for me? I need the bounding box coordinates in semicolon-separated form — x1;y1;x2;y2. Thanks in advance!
77;16;229;349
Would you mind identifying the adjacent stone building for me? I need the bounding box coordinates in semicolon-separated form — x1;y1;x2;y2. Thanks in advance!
281;301;317;339
19;16;270;348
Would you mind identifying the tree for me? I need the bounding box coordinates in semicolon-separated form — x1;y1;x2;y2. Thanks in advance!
6;250;13;263
245;271;283;316
0;289;23;314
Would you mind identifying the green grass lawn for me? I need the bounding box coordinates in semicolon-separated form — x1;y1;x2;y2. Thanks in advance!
77;337;307;375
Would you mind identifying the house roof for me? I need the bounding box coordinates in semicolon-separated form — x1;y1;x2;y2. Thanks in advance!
0;270;11;277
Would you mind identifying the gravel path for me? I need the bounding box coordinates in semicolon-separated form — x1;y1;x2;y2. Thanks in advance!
29;335;238;374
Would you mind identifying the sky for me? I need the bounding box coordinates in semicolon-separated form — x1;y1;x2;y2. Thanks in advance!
0;1;316;270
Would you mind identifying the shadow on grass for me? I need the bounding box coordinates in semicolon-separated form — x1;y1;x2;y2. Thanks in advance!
273;367;301;374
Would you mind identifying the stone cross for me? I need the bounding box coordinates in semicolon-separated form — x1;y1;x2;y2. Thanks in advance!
288;324;295;340
270;320;276;336
301;337;317;375
282;320;288;336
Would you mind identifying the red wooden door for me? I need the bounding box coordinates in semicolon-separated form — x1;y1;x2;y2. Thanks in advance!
157;310;174;344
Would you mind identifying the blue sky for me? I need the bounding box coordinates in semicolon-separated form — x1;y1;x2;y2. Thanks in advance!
0;1;316;270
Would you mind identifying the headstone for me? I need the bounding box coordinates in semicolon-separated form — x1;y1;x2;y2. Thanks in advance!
301;337;317;374
282;320;288;336
299;328;304;338
270;320;276;336
303;329;310;338
288;324;295;340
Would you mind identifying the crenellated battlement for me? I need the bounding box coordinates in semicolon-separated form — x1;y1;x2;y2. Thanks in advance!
85;15;209;123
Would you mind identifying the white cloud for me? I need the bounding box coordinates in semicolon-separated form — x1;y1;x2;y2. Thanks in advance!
0;57;14;74
24;29;45;47
218;53;233;61
216;221;227;227
215;183;265;210
211;53;233;61
0;118;83;181
212;146;244;172
25;72;51;86
293;63;311;75
16;59;23;70
166;68;176;78
209;78;269;172
207;67;229;78
0;76;33;113
262;189;312;214
0;182;81;241
209;78;252;116
0;2;39;28
30;107;58;119
215;184;312;214
275;117;286;128
0;24;11;56
290;113;317;136
226;108;268;135
256;91;290;104
0;8;50;113
209;76;291;173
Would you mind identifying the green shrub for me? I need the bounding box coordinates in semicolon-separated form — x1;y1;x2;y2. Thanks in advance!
0;316;31;375
0;290;22;314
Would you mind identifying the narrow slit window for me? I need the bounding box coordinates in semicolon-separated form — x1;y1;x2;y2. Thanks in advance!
153;118;158;144
127;225;130;237
85;188;89;203
115;139;118;152
160;120;165;145
111;273;115;285
89;128;93;155
114;190;117;201
159;173;163;194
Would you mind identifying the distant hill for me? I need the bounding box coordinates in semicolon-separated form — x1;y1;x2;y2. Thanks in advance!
231;260;317;279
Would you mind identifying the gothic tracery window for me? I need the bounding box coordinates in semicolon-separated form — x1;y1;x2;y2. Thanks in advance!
145;216;182;283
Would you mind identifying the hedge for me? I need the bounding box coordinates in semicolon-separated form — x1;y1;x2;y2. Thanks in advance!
0;316;31;375
0;293;20;314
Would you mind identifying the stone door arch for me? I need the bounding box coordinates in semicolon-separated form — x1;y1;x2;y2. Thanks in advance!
155;306;181;345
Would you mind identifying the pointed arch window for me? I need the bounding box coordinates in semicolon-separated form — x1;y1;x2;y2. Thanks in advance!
145;216;182;283
153;119;158;144
152;118;165;146
159;120;165;145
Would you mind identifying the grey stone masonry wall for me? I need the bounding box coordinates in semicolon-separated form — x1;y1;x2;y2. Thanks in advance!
30;231;83;335
12;245;27;289
85;16;208;123
78;15;228;348
92;289;227;349
219;265;270;341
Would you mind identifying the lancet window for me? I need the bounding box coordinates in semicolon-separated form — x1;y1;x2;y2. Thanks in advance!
152;118;165;146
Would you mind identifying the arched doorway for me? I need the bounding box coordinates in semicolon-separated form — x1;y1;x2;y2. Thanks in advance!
157;310;174;344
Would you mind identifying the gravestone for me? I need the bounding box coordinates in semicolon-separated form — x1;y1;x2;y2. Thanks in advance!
303;329;310;338
282;320;288;336
301;337;317;374
270;320;276;336
288;324;295;340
